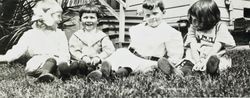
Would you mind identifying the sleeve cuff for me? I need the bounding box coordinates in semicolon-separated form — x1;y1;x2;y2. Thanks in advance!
95;55;103;62
80;55;88;60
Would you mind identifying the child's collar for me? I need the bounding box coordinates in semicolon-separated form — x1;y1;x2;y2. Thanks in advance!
83;28;98;33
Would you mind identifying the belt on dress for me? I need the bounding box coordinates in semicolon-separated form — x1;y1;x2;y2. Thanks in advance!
128;47;160;61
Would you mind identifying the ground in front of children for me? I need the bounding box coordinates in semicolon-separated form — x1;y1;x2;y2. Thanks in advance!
0;48;249;97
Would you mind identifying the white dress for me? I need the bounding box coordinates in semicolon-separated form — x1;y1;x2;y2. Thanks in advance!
3;28;70;73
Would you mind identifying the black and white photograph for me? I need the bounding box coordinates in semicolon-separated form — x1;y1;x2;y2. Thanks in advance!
0;0;250;97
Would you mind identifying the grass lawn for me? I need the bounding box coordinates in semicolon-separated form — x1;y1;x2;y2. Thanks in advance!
0;49;249;97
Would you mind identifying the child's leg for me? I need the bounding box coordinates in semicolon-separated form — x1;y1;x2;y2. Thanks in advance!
218;54;232;71
69;61;79;75
87;60;133;81
116;67;133;77
100;61;112;78
37;58;58;82
179;60;194;76
157;57;195;77
180;48;197;76
157;57;173;75
79;60;94;75
87;61;112;81
71;60;94;76
25;56;54;77
41;58;57;73
106;48;157;72
70;60;89;75
99;61;133;78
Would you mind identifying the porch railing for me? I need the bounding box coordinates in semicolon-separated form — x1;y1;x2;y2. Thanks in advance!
99;0;126;47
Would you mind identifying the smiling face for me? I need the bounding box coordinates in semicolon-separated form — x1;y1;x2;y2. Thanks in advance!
81;13;98;31
143;7;163;28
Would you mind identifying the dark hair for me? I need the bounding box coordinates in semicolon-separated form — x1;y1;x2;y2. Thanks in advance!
188;0;220;31
79;3;105;21
142;0;165;13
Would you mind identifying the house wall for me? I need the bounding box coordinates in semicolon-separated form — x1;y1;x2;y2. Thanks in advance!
126;0;250;23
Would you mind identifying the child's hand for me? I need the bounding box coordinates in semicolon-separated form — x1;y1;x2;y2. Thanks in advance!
192;52;210;71
81;56;91;64
192;60;206;71
173;68;184;77
91;57;101;66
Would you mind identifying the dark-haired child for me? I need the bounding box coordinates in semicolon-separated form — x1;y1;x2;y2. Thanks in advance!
69;3;115;79
184;0;236;75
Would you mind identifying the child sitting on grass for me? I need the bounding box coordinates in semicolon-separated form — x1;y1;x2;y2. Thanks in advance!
0;0;71;82
68;3;115;80
184;0;236;76
95;0;185;79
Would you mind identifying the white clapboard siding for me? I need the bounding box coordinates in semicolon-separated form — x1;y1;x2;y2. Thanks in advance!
126;0;250;23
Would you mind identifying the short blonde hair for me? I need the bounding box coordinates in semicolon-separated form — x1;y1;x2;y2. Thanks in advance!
31;0;62;28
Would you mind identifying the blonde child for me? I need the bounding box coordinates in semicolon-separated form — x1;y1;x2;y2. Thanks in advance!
68;3;115;79
0;0;71;82
184;0;236;75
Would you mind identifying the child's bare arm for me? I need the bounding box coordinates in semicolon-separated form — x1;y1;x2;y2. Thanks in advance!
190;42;200;64
1;32;30;63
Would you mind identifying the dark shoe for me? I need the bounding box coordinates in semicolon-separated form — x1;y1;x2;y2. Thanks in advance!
43;58;57;73
206;55;220;76
58;62;71;81
157;57;172;75
26;70;43;78
69;61;79;75
58;62;70;74
37;72;55;82
116;67;132;77
78;60;90;75
86;70;103;82
100;61;112;79
179;60;194;76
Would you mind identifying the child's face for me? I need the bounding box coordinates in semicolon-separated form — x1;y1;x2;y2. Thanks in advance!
191;15;203;30
51;12;62;24
42;12;62;27
143;7;163;28
81;13;98;31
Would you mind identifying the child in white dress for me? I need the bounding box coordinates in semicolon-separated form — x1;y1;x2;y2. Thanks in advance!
0;0;71;82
